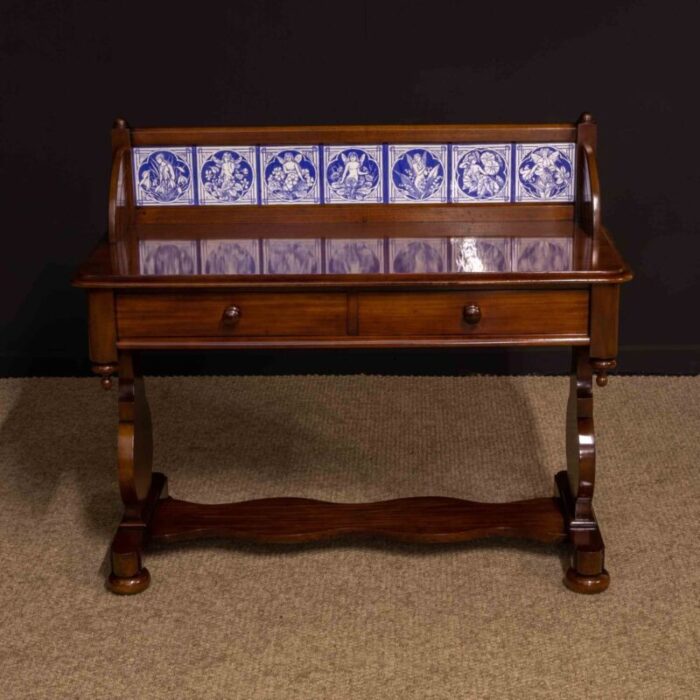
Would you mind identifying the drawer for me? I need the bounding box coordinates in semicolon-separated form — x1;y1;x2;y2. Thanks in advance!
357;290;589;337
117;292;348;338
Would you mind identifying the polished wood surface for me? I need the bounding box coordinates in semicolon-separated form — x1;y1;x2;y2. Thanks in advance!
555;346;610;593
150;496;566;545
87;290;117;389
129;122;578;147
117;292;348;338
357;290;589;338
134;202;575;226
107;353;163;594
75;115;632;595
74;227;631;289
115;289;589;342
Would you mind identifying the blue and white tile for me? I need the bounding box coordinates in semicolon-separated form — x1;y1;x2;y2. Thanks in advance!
514;143;576;202
451;237;512;272
196;147;257;205
325;239;384;273
260;146;321;205
389;238;448;273
132;147;195;206
388;145;448;203
451;144;512;203
323;145;383;204
139;240;198;274
264;239;321;273
513;237;572;272
200;239;260;274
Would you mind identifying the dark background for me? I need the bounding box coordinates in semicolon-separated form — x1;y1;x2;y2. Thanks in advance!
1;0;697;376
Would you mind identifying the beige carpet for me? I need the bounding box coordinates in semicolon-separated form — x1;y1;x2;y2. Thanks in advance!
0;375;698;699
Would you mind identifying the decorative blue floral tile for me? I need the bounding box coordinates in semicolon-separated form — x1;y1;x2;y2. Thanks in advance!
451;145;512;203
514;143;576;202
389;238;448;272
260;146;321;205
196;147;257;205
200;239;260;274
139;240;198;274
323;146;383;204
388;145;448;203
451;237;512;272
263;239;321;273
132;148;195;206
513;237;572;272
325;239;384;273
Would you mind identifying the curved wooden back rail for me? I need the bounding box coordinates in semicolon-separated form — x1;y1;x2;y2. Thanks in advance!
581;145;602;243
75;113;632;595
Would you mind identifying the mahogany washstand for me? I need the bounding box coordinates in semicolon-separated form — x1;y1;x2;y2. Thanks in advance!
74;114;632;594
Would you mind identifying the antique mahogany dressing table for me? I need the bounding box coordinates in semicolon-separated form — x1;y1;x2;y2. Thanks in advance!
74;114;632;595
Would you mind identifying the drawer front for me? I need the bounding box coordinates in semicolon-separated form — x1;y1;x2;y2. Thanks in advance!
358;290;589;337
117;292;348;338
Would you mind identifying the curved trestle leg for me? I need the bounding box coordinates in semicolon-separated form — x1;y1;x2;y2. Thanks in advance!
106;351;165;594
556;346;609;594
102;347;611;594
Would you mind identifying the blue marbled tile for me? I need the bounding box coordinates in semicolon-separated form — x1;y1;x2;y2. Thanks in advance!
451;144;512;203
514;143;576;202
451;237;512;272
132;147;196;206
139;240;198;274
389;237;448;272
388;145;449;203
200;239;260;274
196;147;258;205
325;239;384;273
259;146;321;205
513;237;572;272
263;239;322;273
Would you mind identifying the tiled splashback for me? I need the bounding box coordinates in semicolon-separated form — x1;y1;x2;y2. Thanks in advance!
138;237;573;275
132;143;576;206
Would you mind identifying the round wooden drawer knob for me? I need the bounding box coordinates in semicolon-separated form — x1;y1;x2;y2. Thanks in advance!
463;304;481;325
222;305;241;323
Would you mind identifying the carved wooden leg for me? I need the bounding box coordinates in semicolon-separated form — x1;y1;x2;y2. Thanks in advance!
556;346;610;594
107;351;162;594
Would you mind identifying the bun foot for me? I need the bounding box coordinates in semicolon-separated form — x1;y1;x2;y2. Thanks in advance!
563;567;610;594
107;567;151;595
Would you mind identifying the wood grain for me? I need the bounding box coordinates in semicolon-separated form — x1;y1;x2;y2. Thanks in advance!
556;343;610;593
134;202;573;226
117;352;153;511
590;284;620;360
130;123;577;147
116;292;348;338
116;336;589;351
358;290;589;338
87;290;117;364
150;496;567;545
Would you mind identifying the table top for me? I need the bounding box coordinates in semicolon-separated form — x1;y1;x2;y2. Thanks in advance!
74;220;631;290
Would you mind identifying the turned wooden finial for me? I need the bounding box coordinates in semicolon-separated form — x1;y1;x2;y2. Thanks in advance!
579;112;594;124
113;117;129;129
93;363;117;390
591;359;617;387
